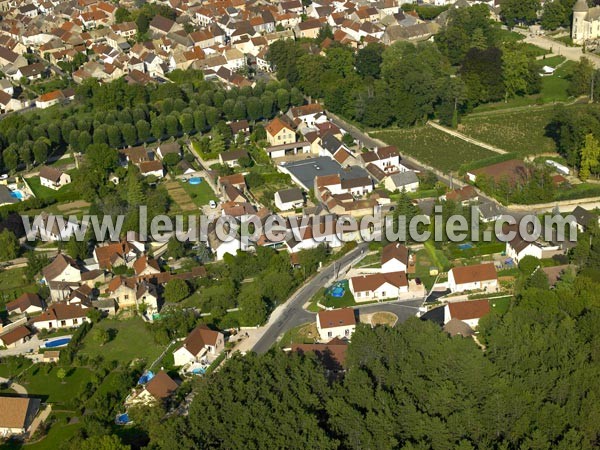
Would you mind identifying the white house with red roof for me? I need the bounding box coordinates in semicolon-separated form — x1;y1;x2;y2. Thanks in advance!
316;308;356;341
349;271;409;302
444;299;491;329
448;263;498;294
173;325;225;367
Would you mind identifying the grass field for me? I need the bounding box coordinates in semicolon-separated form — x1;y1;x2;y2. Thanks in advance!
18;366;94;404
460;107;559;156
372;126;496;172
179;179;217;206
79;318;163;366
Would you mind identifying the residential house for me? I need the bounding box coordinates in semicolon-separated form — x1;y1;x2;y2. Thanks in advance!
381;242;410;274
133;255;161;277
316;308;356;341
133;370;178;405
6;293;43;316
139;160;165;178
39;166;71;190
0;397;41;437
30;303;90;330
349;271;409;302
569;206;599;232
441;185;478;205
448;263;498;294
31;213;82;242
274;188;304;211
505;234;561;264
295;18;323;39
287;103;325;127
42;254;82;285
265;117;295;146
443;299;491;329
219;149;249;168
12;62;47;81
360;146;401;174
0;326;32;348
173;325;225;367
94;241;138;270
106;276;137;308
156;142;181;160
384;171;419;193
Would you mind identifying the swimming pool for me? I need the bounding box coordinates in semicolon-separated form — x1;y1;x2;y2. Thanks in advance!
9;190;24;200
137;371;155;385
43;337;71;348
116;413;131;425
458;243;474;250
188;177;202;185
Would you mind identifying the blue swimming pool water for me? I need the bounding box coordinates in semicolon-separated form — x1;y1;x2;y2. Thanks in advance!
331;287;345;298
188;177;202;185
458;243;474;250
192;367;206;375
10;190;24;200
116;413;130;425
137;371;155;385
44;337;71;348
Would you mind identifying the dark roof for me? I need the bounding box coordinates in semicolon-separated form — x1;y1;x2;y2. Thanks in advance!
320;133;343;154
181;325;221;356
571;206;597;228
220;149;248;162
0;185;19;205
277;188;304;203
19;62;46;77
38;166;64;183
150;15;175;33
42;254;79;281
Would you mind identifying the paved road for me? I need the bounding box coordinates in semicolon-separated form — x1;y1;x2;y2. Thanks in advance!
252;243;370;353
521;32;600;68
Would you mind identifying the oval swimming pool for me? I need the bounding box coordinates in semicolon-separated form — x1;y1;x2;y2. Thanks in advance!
43;337;71;348
188;177;202;185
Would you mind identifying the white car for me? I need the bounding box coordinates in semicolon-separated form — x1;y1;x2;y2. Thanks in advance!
209;200;217;209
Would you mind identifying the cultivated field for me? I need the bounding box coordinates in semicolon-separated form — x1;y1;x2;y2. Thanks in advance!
373;126;496;172
459;107;560;156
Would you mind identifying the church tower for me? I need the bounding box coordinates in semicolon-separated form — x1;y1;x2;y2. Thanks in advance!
573;0;590;45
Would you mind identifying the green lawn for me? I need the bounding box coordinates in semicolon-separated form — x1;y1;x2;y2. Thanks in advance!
79;318;163;366
25;412;82;450
355;253;381;269
372;126;496;172
320;280;356;308
180;179;217;206
26;175;80;202
0;268;38;310
445;241;506;261
489;296;512;315
424;241;451;272
18;366;94;404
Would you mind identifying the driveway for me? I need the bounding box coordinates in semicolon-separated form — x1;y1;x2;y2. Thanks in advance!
521;33;600;68
0;376;28;396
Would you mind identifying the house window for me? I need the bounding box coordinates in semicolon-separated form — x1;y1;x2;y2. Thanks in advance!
60;320;66;326
345;329;350;336
328;331;332;338
73;319;78;324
